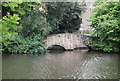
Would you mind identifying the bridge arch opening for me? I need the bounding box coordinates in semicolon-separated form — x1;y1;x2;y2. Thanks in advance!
47;45;66;51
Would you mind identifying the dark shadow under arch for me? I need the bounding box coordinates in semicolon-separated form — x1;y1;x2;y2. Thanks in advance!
47;45;66;51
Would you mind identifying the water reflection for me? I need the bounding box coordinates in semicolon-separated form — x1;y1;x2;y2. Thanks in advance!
2;50;118;79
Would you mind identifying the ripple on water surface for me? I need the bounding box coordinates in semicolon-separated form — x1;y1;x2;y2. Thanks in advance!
2;51;119;79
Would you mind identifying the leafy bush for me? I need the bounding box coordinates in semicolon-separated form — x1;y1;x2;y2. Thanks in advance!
89;2;120;52
4;35;46;54
1;12;20;46
2;2;40;52
2;2;50;54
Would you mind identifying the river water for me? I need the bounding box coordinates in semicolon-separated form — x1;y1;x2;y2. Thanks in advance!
2;50;119;79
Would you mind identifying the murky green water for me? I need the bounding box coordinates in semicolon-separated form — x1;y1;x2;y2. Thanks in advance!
2;50;119;79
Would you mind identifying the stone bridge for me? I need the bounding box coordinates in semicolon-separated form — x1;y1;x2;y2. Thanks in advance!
44;2;95;50
45;33;91;50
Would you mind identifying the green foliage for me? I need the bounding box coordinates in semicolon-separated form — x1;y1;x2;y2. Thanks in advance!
46;2;84;33
2;2;39;15
2;2;39;46
4;35;46;54
1;2;85;54
2;2;49;54
1;13;20;46
89;2;120;52
19;10;52;37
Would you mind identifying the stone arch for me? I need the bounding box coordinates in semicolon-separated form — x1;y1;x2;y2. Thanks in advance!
47;45;66;50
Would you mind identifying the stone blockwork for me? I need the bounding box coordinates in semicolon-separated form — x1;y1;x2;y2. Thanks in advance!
45;33;91;50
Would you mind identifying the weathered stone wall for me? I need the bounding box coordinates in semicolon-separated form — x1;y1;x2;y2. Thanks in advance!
45;33;91;50
79;2;95;34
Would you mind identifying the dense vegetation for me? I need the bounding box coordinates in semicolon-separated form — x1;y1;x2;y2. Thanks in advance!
1;2;48;54
89;2;120;52
46;2;85;33
2;2;119;54
1;2;84;54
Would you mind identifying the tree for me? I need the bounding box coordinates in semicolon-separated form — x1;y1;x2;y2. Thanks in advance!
45;2;85;34
19;10;52;37
1;2;47;54
1;2;39;46
89;2;120;52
